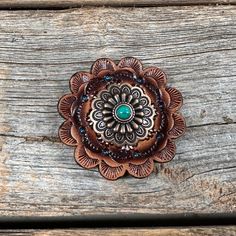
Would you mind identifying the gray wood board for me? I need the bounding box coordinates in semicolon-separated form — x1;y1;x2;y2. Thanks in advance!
1;227;236;236
0;0;235;9
0;6;235;216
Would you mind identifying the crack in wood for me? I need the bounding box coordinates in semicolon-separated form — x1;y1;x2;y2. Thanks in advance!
181;166;236;183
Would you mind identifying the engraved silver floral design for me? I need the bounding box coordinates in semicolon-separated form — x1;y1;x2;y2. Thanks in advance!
89;83;156;148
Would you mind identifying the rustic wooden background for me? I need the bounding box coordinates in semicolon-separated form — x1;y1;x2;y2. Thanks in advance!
0;0;235;235
1;227;236;236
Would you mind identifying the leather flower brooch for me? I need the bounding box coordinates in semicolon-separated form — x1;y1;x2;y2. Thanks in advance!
58;57;185;180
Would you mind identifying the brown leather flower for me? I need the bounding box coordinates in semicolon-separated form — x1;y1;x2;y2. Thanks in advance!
58;57;185;180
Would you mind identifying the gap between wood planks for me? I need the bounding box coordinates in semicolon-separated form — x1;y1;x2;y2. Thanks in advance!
0;213;235;229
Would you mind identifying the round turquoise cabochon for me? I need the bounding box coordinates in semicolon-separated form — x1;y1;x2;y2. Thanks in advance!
115;104;132;121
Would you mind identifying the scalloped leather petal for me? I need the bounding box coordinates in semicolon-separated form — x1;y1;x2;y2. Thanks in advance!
154;139;176;163
58;94;76;119
128;158;154;178
70;72;91;94
91;58;116;77
168;113;185;139
58;120;77;146
75;145;99;169
118;57;143;76
165;87;183;112
99;160;126;180
143;67;167;87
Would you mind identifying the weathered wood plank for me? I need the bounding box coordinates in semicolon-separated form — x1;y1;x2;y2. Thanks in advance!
0;0;235;9
1;227;236;236
0;6;236;216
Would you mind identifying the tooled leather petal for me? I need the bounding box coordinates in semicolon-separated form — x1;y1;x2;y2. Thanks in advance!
99;160;126;180
168;113;186;139
165;87;183;112
58;120;77;146
118;57;143;76
91;58;117;77
153;139;176;163
58;94;76;119
143;67;167;87
70;72;92;94
127;158;154;178
75;144;99;169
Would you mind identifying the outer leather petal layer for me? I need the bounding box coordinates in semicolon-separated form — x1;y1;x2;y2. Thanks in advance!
118;57;143;76
153;139;176;163
143;67;167;87
70;72;92;94
75;145;99;169
127;158;154;178
91;58;116;77
165;87;183;112
168;113;186;139
58;94;76;119
59;120;77;146
99;160;126;180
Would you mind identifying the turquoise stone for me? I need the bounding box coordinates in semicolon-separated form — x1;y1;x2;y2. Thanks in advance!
116;104;132;121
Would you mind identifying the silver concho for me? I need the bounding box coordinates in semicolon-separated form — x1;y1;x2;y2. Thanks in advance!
89;83;156;148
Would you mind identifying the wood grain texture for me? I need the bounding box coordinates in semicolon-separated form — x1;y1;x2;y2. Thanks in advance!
1;227;236;236
0;0;235;9
0;6;236;216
